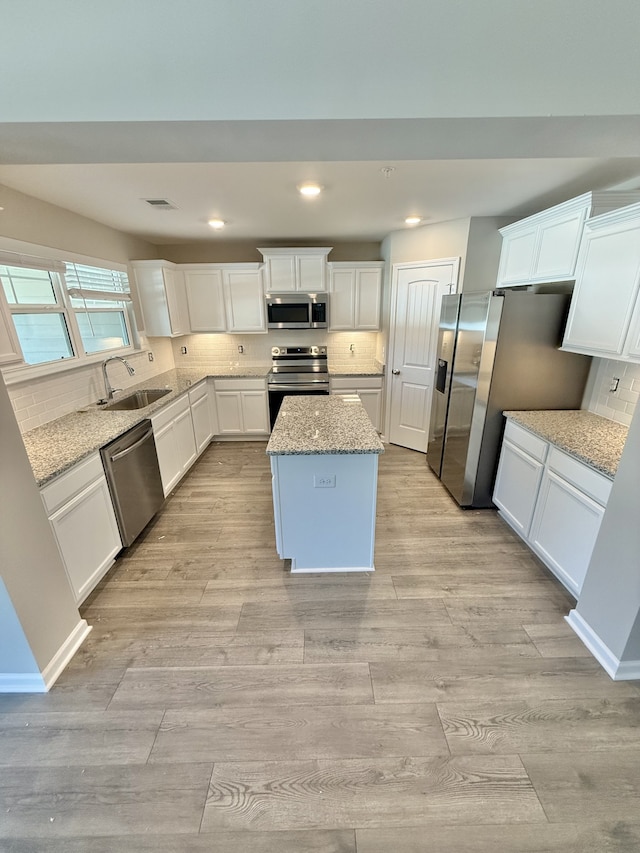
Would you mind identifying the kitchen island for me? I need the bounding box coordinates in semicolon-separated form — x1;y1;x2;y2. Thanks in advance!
267;395;384;573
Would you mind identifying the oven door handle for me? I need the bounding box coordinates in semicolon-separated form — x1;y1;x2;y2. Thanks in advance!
269;383;329;392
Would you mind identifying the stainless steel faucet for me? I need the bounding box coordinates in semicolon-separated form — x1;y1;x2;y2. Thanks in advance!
101;356;135;400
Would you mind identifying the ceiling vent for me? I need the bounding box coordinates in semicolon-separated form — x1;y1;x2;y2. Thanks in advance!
142;198;178;211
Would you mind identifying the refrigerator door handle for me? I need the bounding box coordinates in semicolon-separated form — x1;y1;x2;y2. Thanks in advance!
435;359;448;394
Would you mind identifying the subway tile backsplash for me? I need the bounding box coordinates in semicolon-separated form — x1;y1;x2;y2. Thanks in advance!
586;358;640;427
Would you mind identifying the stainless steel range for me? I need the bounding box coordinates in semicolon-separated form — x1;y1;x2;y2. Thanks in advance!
267;345;329;427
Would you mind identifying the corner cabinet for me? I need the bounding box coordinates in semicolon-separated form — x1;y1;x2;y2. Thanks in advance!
496;191;640;288
184;265;266;334
130;260;189;337
493;418;612;597
40;453;122;604
330;376;384;432
259;248;331;293
562;202;640;363
329;263;383;331
214;377;270;435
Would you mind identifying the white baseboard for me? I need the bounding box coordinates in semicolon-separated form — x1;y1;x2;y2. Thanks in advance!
0;619;92;694
565;610;640;681
41;619;92;691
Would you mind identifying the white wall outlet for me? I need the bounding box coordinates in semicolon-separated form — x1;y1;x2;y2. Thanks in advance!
238;345;244;354
180;346;188;355
314;474;336;488
148;351;154;362
610;377;620;393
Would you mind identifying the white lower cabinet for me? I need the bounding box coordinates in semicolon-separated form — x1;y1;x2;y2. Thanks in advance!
151;393;198;495
189;380;213;455
330;376;384;432
214;378;269;435
493;419;612;597
41;453;122;604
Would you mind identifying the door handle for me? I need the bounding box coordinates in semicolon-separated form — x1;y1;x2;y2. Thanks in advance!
392;369;400;375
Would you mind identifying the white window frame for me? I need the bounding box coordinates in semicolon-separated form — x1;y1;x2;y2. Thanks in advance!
0;243;142;384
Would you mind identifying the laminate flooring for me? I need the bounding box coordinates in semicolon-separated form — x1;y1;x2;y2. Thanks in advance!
2;441;640;852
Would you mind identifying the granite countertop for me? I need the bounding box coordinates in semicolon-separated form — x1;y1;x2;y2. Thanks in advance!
23;366;269;487
329;364;385;377
266;395;385;456
503;410;629;479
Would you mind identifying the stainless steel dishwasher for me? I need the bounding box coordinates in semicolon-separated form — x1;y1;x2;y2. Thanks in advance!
100;419;165;547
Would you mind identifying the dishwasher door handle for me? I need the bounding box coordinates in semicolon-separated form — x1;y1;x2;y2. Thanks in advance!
108;428;155;462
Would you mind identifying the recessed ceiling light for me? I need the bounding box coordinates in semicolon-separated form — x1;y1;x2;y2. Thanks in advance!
405;216;422;226
298;183;322;197
208;219;225;229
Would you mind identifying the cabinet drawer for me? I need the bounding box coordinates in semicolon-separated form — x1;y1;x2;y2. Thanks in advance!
41;452;105;514
503;420;548;463
214;377;266;391
331;376;383;390
188;379;208;404
547;447;612;506
150;392;189;431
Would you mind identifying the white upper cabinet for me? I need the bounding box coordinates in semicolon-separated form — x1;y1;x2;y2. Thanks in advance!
329;263;383;330
562;202;640;362
184;265;266;333
131;260;189;337
184;269;226;332
259;248;332;292
496;192;640;288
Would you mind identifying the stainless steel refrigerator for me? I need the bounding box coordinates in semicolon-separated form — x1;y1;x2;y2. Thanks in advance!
426;290;591;507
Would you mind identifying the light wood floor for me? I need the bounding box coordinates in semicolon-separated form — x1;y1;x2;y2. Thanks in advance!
2;441;640;851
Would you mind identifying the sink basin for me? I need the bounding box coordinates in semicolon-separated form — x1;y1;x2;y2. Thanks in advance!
104;388;171;410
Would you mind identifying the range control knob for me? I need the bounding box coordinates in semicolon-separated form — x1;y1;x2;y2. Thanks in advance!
310;346;318;355
271;347;281;356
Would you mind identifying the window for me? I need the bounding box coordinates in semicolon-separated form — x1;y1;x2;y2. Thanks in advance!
0;251;137;371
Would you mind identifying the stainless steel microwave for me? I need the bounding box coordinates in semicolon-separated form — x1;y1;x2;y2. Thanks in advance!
265;293;328;330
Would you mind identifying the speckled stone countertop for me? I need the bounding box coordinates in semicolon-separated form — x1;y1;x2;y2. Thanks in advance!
329;364;384;377
23;366;269;487
266;395;385;456
503;410;629;479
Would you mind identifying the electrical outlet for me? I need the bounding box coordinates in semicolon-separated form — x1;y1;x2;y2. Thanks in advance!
238;345;244;354
180;346;188;355
610;377;620;393
314;474;336;488
148;351;154;362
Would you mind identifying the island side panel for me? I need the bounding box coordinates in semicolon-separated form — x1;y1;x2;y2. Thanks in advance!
270;452;379;572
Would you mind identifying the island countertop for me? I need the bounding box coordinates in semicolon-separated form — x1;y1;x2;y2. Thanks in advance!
503;409;628;479
266;395;385;456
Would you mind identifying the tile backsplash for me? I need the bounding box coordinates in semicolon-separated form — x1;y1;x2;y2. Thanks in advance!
586;358;640;427
8;338;174;432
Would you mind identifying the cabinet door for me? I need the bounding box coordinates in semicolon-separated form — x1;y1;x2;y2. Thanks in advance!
493;440;544;538
497;227;537;286
49;478;122;603
153;421;183;495
354;269;382;329
184;270;226;332
624;296;640;360
190;392;212;455
563;216;640;356
174;406;197;472
241;390;270;433
163;268;189;335
265;256;297;292
529;469;606;597
297;254;327;292
224;269;266;333
329;269;355;329
356;389;383;432
534;208;587;281
216;391;243;433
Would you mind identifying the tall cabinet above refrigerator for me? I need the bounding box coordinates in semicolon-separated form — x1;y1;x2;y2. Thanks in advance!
426;291;591;507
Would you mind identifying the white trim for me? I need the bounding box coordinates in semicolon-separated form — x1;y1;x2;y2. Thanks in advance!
0;236;129;272
565;610;640;681
41;619;92;691
0;673;47;693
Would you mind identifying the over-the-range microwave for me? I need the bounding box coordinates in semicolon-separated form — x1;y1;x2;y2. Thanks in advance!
265;293;328;330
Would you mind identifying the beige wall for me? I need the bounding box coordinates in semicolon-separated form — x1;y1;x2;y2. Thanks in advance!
159;240;382;264
0;183;157;264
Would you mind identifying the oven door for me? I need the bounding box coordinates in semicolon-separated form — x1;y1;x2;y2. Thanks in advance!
268;383;329;428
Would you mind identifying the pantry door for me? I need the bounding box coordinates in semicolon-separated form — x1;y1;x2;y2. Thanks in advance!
387;259;459;452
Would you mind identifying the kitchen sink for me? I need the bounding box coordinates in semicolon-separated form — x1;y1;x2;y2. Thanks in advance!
103;388;171;410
